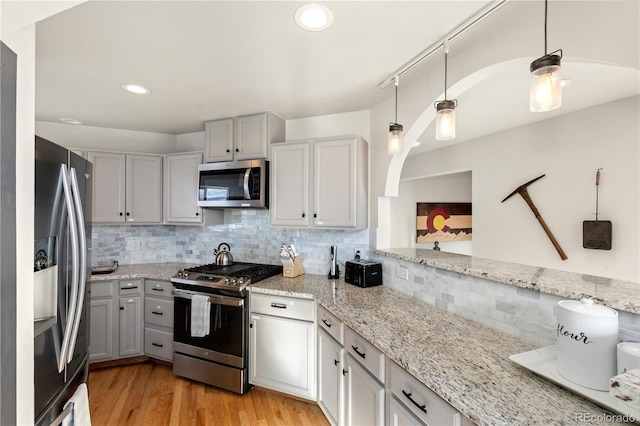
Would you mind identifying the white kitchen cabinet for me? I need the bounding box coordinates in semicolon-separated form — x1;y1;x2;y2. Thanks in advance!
118;280;143;358
143;279;174;361
88;151;162;224
270;135;368;229
389;395;425;426
89;281;116;363
344;353;385;426
164;152;203;224
204;112;285;163
318;328;343;426
270;142;310;226
249;292;316;400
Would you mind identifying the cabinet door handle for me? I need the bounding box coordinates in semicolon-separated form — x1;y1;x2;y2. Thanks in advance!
402;390;427;414
119;306;124;310
322;319;332;328
152;288;164;292
334;359;339;366
342;369;348;376
119;212;123;216
151;342;164;348
195;212;199;216
152;311;163;315
302;213;306;218
226;149;230;153
313;213;317;218
126;212;130;216
235;148;239;152
270;303;287;309
351;345;366;359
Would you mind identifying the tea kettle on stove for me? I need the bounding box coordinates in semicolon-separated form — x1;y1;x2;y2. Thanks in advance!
214;243;234;266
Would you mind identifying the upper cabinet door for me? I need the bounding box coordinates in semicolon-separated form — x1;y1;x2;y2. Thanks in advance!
270;142;310;227
314;138;358;228
204;118;234;162
235;113;268;160
164;152;202;223
125;154;163;223
88;151;126;223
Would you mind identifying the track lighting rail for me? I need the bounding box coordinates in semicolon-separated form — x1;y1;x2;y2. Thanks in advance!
377;0;510;89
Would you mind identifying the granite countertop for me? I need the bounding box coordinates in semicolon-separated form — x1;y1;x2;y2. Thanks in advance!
377;248;640;314
251;274;634;426
88;262;196;281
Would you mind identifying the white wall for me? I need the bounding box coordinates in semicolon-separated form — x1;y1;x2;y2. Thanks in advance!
392;172;472;255
176;131;205;152
370;1;639;282
401;97;639;281
285;110;370;142
35;121;177;154
2;1;86;423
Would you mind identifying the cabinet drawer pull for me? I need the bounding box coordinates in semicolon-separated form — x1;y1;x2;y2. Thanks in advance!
119;307;124;311
270;303;287;309
351;345;366;359
322;318;332;328
152;311;164;315
402;390;427;414
121;286;138;290
152;287;164;292
151;342;164;348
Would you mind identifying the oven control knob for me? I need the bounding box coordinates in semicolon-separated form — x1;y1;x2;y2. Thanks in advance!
177;270;183;277
225;278;231;283
183;272;189;278
231;279;237;285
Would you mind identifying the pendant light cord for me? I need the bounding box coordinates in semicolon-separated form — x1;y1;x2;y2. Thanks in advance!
544;0;548;55
394;76;399;124
444;45;449;100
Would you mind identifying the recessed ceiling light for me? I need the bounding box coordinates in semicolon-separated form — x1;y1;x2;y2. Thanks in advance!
59;117;84;125
413;141;421;148
295;4;334;31
121;83;151;94
561;79;572;87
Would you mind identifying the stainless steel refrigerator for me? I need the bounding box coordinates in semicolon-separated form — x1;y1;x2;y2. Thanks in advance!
34;136;92;426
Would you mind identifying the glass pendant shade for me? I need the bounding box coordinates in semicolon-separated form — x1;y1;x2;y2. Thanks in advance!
435;100;456;141
388;123;403;154
530;55;561;112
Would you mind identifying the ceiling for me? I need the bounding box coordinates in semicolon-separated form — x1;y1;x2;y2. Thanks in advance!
35;1;639;154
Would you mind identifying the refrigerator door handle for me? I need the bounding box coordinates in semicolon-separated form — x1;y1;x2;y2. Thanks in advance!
57;164;80;373
66;167;86;363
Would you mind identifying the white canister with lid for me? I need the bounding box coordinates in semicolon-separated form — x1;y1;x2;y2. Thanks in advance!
556;298;618;391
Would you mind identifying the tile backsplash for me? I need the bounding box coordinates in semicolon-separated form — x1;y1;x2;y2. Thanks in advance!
91;210;370;275
370;253;640;347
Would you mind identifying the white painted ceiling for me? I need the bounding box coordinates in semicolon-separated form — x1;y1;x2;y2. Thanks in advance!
35;1;639;154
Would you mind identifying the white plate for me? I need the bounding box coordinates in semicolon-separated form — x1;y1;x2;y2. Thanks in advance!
509;345;639;418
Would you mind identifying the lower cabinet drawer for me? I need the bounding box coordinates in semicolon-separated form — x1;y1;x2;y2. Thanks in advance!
144;297;174;328
344;326;385;383
144;327;173;361
250;292;315;321
389;360;463;426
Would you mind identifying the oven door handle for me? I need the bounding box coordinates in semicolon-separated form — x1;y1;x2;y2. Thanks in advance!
172;289;244;307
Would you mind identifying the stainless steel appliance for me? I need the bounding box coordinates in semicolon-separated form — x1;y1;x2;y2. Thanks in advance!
34;136;92;426
197;159;268;209
170;262;282;394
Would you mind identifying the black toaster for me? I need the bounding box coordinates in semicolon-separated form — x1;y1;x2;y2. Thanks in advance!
344;259;383;288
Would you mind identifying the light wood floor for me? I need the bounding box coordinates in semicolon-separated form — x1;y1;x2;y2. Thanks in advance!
88;361;329;426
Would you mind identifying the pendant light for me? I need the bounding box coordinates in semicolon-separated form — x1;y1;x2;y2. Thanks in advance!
434;44;457;141
388;76;403;154
529;0;563;112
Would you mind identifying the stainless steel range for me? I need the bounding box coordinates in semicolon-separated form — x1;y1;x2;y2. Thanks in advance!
170;262;281;394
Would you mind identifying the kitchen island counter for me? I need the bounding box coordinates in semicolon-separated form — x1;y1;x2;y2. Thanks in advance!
251;274;633;426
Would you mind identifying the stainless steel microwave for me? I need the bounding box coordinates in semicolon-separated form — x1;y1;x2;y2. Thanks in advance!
197;159;268;208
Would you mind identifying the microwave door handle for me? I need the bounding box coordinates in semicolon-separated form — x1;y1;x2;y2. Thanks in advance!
243;168;251;200
66;167;86;363
57;164;79;373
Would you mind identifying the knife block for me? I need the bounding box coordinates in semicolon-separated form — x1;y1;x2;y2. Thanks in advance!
283;256;305;278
